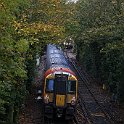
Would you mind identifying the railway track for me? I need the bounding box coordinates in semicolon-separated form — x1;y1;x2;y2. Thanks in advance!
73;61;117;123
65;51;121;124
44;117;70;124
19;50;120;124
73;102;88;124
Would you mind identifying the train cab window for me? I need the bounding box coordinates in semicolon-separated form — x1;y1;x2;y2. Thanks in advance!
46;79;54;92
55;74;67;95
55;80;66;95
67;81;76;93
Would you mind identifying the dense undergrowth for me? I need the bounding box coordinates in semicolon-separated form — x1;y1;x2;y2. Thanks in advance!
75;0;124;103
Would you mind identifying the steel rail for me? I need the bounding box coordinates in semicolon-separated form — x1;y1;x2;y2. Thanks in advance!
65;51;118;124
70;58;117;124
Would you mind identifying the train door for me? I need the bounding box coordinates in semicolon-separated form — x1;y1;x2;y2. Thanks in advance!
54;74;68;107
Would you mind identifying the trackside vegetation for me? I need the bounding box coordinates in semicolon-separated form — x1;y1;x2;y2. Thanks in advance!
74;0;124;103
0;0;75;123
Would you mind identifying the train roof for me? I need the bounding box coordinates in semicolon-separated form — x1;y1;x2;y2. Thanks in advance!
46;44;70;70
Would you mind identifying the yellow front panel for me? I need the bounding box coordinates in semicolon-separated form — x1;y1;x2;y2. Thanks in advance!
47;93;53;102
56;95;65;107
67;94;75;103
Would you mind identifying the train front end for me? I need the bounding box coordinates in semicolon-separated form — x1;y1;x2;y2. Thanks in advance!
43;69;77;119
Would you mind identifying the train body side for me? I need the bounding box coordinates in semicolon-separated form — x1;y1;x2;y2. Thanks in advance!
42;44;78;119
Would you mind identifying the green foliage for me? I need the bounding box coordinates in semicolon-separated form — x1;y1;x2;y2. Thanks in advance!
0;0;30;123
0;0;76;123
75;0;124;102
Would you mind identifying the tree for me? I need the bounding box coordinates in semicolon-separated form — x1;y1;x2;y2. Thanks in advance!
75;0;124;102
0;0;30;123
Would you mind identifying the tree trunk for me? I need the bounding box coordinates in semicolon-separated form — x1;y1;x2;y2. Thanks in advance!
7;104;14;124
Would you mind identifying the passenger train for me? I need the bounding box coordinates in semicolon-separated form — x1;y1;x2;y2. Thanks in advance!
42;44;78;119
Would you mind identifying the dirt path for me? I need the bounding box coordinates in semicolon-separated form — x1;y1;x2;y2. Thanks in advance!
19;94;43;124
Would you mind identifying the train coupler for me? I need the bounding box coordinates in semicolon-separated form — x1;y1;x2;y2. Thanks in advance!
56;108;63;118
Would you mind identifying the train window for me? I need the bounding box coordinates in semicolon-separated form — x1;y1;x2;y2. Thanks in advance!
46;79;54;92
67;81;76;93
55;74;67;95
55;80;66;95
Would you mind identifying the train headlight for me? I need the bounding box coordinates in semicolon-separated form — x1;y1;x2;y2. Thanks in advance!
44;94;49;104
71;96;76;106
